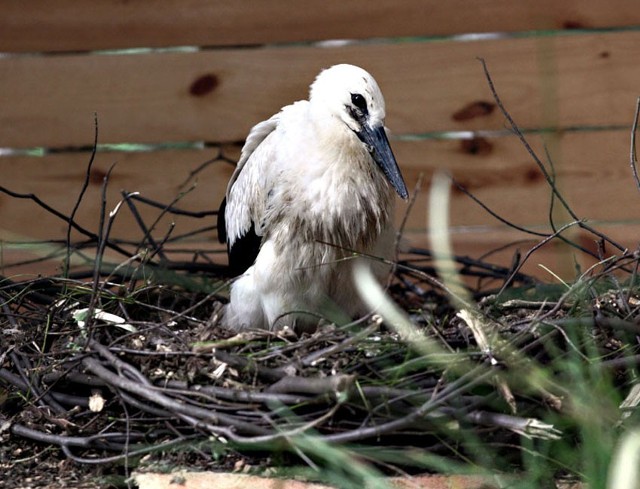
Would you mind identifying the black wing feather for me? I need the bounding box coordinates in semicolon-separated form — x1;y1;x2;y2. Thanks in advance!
228;222;263;276
217;197;228;244
218;111;282;277
218;196;263;276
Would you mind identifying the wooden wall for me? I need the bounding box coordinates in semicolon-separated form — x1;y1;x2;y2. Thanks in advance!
1;1;640;279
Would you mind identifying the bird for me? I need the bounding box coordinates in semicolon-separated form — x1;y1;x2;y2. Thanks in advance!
217;64;408;331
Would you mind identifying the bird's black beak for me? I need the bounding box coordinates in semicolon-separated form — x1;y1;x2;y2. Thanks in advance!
356;124;408;200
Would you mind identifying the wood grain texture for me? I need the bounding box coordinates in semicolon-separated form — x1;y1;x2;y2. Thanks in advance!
1;0;639;53
1;31;639;149
0;147;236;244
398;129;640;232
1;130;637;243
404;222;640;283
4;223;637;282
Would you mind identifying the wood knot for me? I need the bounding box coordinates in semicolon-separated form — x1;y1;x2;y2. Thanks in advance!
460;136;493;155
452;101;495;121
190;74;219;96
524;167;543;183
562;20;584;29
89;168;108;185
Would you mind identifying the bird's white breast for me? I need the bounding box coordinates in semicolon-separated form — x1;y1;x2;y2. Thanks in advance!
266;103;393;250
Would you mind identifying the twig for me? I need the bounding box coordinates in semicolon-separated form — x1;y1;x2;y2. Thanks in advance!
630;97;640;195
84;340;269;436
127;193;217;218
478;57;626;253
401;247;536;286
395;172;424;255
64;114;99;279
497;220;582;296
451;178;547;238
122;191;166;261
464;410;561;440
324;366;495;443
60;436;196;465
0;186;131;258
177;150;236;191
267;374;356;395
85;164;120;333
162;380;310;406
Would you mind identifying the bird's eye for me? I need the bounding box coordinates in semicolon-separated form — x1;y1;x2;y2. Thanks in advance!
351;93;368;113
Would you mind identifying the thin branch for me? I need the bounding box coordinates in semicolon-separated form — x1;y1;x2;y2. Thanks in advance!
127;193;217;218
630;97;640;194
0;186;131;258
478;57;626;253
122;191;165;261
497;220;582;295
86;164;118;333
451;178;547;238
64;114;99;279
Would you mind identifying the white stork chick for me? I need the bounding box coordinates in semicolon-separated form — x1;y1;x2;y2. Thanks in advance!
218;64;408;331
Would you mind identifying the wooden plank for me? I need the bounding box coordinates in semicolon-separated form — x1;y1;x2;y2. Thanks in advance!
1;0;640;53
2;128;637;281
404;222;640;283
1;31;639;149
0;147;237;244
4;223;637;283
1;130;637;242
397;129;640;232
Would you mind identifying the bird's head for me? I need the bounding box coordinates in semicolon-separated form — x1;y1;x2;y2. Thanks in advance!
309;64;408;200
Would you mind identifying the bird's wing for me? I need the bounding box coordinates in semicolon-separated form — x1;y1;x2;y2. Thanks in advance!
217;111;282;275
226;113;282;197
